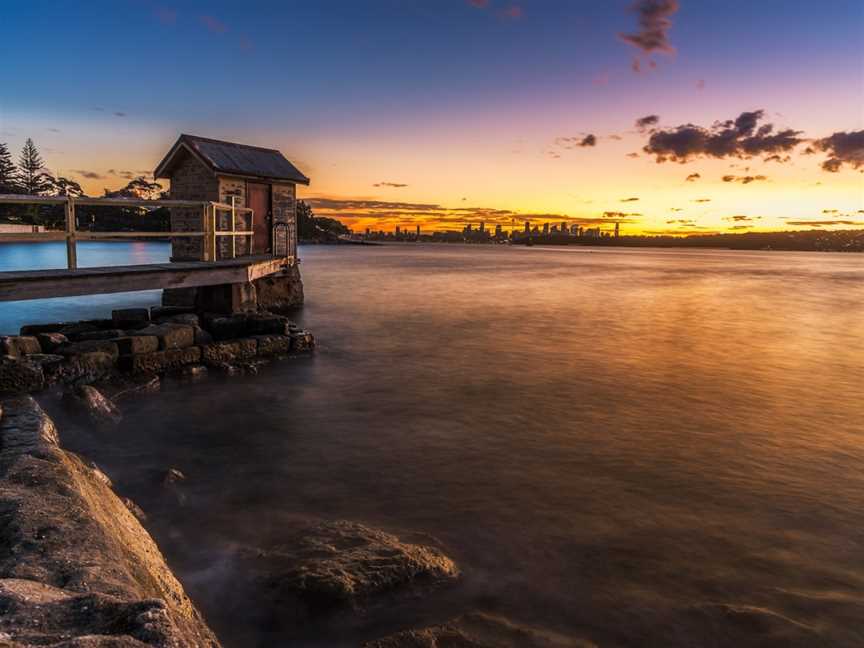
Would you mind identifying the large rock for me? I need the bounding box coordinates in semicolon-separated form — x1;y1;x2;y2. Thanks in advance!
43;351;116;385
201;339;257;364
254;265;304;313
36;332;68;353
290;330;315;352
246;313;292;335
0;396;220;647
20;322;66;336
0;335;42;358
95;373;161;402
61;385;122;427
115;335;160;356
58;340;120;363
202;314;248;341
112;308;150;329
133;324;194;351
119;347;202;375
74;328;127;341
239;520;459;607
365;612;595;648
0;356;44;394
253;334;292;356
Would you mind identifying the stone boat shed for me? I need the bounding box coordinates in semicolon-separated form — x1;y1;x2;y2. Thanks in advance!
154;134;310;261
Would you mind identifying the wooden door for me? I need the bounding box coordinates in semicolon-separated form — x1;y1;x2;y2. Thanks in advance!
247;182;271;254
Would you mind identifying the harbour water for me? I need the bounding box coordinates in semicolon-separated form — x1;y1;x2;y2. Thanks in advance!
2;242;863;646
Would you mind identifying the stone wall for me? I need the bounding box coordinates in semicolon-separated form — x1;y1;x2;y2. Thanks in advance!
168;150;219;261
272;183;297;257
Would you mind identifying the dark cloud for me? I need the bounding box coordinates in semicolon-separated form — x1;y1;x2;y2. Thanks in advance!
764;154;790;163
696;79;706;91
107;169;138;180
603;211;641;218
722;174;767;184
468;0;489;7
620;197;639;202
822;209;838;214
373;182;408;188
669;207;684;212
667;219;696;225
635;114;660;132
114;112;126;117
685;173;700;182
813;130;864;172
692;198;711;203
642;109;804;163
200;15;228;33
626;152;640;158
72;169;104;179
500;5;523;19
786;220;863;226
723;215;761;222
608;134;623;141
555;134;597;149
47;128;61;133
619;0;679;54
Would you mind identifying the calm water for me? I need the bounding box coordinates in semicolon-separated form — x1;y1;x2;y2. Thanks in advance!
4;242;864;646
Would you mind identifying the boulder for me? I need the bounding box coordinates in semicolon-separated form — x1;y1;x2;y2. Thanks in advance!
133;324;194;351
57;340;120;362
36;332;68;353
95;373;161;402
0;396;220;647
246;313;291;335
24;354;65;384
115;335;160;356
111;308;150;329
203;314;248;341
122;497;148;523
43;351;115;385
0;335;42;358
0;356;44;394
119;347;202;375
179;364;208;380
202;339;257;364
20;322;66;336
193;327;214;346
364;612;594;648
290;331;315;353
253;334;292;356
238;520;459;607
62;385;122;427
158;313;200;327
254;265;304;313
60;321;111;339
150;305;194;320
74;328;127;341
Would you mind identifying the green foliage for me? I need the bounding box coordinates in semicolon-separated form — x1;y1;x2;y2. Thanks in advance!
0;142;19;193
104;176;165;200
18;139;52;195
297;199;350;241
51;176;84;197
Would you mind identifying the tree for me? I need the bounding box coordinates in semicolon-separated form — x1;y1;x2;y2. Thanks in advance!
51;176;84;197
18;138;52;195
0;142;19;193
103;176;164;200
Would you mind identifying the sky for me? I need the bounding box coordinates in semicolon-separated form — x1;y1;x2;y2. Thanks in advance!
1;0;863;235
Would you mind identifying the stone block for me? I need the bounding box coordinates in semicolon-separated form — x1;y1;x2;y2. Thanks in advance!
203;314;247;341
43;352;116;385
74;329;126;342
0;335;42;358
37;332;69;353
115;336;160;356
201;338;257;364
150;305;194;320
290;331;315;353
58;340;120;363
20;322;66;336
133;324;194;350
246;313;291;335
157;313;200;327
0;355;45;394
112;308;150;329
253;334;292;356
119;346;202;375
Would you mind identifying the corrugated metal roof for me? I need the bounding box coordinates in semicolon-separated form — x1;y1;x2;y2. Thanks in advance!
155;134;310;184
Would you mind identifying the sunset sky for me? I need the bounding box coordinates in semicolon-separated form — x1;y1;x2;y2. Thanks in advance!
2;0;863;235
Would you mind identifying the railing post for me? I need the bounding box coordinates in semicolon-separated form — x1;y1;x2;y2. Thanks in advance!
65;197;77;270
211;204;217;261
230;196;236;260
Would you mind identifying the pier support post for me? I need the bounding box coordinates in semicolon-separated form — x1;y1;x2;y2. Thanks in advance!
195;281;258;314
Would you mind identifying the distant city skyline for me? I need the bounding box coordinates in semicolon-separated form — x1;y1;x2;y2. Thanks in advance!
2;0;862;235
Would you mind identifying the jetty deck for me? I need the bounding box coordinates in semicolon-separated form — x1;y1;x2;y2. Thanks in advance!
0;194;295;303
0;256;290;302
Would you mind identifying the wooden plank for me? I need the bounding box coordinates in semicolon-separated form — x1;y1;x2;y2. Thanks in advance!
0;257;289;302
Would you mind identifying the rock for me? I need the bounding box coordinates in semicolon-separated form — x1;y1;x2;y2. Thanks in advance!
246;313;291;335
158;313;200;327
163;467;186;484
0;356;44;394
96;373;161;402
20;322;66;336
57;340;120;362
201;339;257;364
112;308;150;329
43;351;115;385
62;385;122;427
115;335;160;356
74;328;127;341
122;497;148;523
234;359;269;375
253;334;292;356
0;335;42;358
118;347;202;375
132;324;194;350
0;397;220;646
60;321;111;339
179;364;208;380
239;520;459;607
208;362;242;376
193;327;214;346
290;330;315;352
150;305;194;320
36;332;68;353
254;265;304;313
364;612;594;648
203;314;248;341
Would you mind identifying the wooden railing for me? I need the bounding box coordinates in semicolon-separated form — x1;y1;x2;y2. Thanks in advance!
0;195;254;270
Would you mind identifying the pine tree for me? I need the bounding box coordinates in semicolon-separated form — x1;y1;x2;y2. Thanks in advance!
18;138;52;195
51;176;84;197
0;142;19;193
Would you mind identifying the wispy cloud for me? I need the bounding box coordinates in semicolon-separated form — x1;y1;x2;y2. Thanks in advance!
813;130;864;172
722;174;767;184
635;114;660;132
200;14;228;34
620;197;640;202
72;169;104;179
373;182;408;188
685;173;701;182
620;0;679;54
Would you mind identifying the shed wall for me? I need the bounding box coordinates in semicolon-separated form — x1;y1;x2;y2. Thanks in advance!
168;151;218;261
